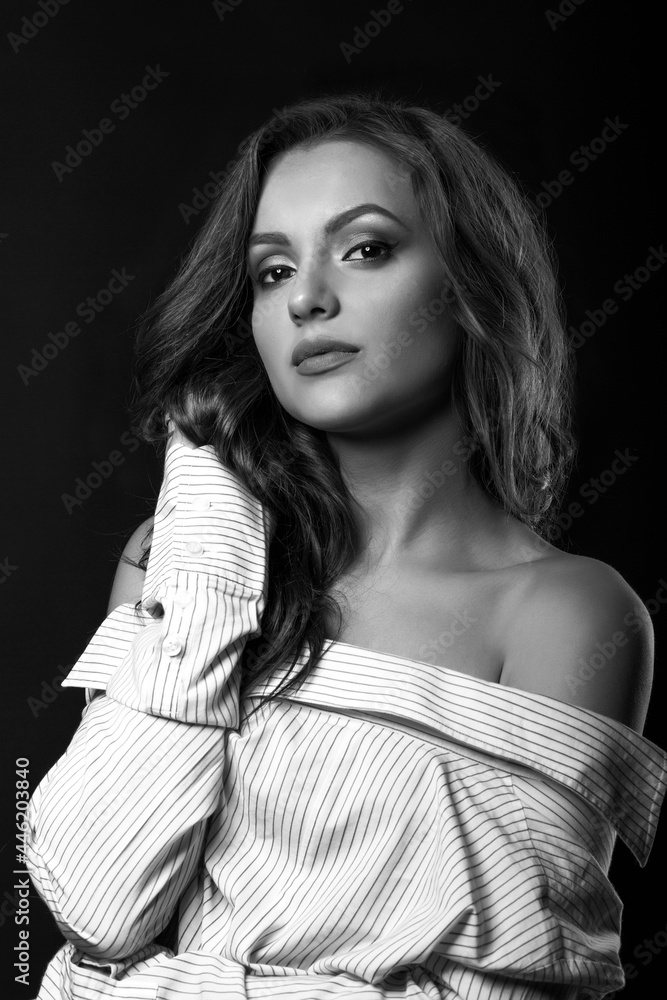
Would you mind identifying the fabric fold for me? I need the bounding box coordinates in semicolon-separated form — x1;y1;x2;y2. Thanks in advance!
251;640;666;867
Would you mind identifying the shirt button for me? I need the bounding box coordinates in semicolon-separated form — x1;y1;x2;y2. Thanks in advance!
162;636;184;656
185;540;204;555
173;591;194;607
191;497;211;510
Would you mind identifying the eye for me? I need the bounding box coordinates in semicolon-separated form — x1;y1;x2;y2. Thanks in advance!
253;239;397;288
343;240;397;263
255;264;295;287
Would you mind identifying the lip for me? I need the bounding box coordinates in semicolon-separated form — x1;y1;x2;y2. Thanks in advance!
295;351;360;376
292;336;359;367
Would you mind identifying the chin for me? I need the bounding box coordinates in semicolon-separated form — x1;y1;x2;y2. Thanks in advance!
272;384;364;429
291;410;360;434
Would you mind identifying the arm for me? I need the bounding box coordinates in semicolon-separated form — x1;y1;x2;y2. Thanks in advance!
26;434;270;964
106;516;153;615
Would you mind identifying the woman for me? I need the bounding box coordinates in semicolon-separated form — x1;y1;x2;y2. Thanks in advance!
27;93;666;999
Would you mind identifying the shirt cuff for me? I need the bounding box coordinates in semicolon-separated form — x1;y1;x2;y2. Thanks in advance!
106;437;270;726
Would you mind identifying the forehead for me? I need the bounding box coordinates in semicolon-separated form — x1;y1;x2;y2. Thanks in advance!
252;139;418;229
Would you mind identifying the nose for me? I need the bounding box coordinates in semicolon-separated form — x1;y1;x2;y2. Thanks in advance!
287;255;340;325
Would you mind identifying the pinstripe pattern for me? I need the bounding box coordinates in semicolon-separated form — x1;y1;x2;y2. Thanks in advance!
26;438;666;999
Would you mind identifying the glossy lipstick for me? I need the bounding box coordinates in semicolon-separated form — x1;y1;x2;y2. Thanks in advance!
292;336;359;368
295;350;359;375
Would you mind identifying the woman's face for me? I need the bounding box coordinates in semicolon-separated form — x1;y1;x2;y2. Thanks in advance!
248;139;460;436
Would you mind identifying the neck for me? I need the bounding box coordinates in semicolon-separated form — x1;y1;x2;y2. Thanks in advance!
326;408;508;572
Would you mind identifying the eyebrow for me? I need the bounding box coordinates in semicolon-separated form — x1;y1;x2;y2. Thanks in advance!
247;202;409;249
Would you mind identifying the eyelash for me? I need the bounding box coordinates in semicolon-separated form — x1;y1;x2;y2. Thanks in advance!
254;240;397;288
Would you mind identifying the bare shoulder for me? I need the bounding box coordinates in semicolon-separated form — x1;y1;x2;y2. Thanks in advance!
500;552;654;733
106;516;154;614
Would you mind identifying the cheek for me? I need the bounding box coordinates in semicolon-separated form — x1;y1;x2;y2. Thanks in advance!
251;300;283;369
375;261;448;326
371;279;457;364
406;268;452;321
250;307;299;412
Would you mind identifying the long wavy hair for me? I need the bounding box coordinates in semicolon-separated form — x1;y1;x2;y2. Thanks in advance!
129;91;575;716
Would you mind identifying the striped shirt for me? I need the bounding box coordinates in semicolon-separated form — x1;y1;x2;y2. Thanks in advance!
26;437;667;999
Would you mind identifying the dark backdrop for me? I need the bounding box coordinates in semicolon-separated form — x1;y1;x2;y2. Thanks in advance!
1;1;664;997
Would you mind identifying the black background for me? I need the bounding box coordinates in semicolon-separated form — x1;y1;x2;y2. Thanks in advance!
1;1;664;996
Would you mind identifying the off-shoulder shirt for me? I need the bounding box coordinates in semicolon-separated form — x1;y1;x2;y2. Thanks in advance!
26;437;667;999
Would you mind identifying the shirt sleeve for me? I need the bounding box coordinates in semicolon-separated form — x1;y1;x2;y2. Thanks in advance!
25;436;270;966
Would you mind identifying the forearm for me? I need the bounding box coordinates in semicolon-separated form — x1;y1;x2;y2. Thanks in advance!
26;689;225;961
27;438;270;963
